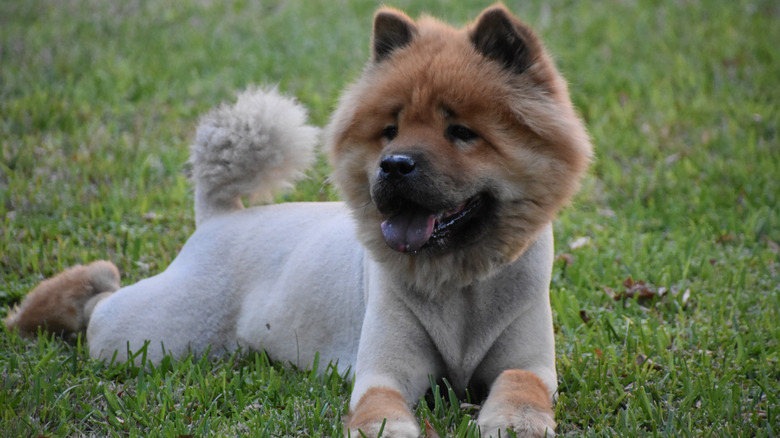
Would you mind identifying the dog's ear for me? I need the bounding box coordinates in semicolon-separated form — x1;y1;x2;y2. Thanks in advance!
372;8;418;63
469;4;540;75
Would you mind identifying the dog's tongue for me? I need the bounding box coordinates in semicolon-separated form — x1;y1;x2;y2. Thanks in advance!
381;210;436;253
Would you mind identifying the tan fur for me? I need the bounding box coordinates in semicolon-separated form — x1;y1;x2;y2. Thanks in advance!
477;369;557;437
4;261;119;339
486;369;554;413
344;387;418;437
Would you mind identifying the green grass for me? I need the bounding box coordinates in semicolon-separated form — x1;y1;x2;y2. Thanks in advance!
1;0;778;436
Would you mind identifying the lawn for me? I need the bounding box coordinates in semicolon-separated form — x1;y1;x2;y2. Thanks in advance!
1;0;778;436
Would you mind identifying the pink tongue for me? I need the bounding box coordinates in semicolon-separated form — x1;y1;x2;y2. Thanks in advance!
381;210;436;253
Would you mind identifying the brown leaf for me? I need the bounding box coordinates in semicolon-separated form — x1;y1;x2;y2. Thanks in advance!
636;354;663;371
579;309;591;324
615;276;667;302
424;419;441;438
556;253;574;266
624;281;653;299
716;233;736;243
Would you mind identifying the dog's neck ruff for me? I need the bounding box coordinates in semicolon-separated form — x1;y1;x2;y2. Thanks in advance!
360;231;535;297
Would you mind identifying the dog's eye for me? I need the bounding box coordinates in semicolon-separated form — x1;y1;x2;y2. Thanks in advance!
381;125;398;141
446;124;479;144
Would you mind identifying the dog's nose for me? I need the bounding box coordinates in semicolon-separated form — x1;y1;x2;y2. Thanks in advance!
379;154;416;179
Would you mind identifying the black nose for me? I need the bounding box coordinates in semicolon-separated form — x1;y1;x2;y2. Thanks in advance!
379;154;416;180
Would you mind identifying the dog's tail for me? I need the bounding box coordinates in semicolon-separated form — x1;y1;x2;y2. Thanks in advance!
188;87;319;226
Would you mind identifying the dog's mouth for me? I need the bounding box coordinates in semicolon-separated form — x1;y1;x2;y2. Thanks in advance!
380;194;488;253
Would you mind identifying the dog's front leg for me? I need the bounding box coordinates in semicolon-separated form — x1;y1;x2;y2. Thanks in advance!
473;298;558;437
344;279;442;438
477;369;556;437
345;386;419;438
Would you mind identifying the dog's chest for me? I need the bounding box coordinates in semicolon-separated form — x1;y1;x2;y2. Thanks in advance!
399;282;525;391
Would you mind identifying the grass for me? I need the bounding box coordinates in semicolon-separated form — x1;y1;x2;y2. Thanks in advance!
1;0;778;436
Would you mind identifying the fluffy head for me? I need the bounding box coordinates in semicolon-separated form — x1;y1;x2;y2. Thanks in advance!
189;87;319;224
326;5;592;292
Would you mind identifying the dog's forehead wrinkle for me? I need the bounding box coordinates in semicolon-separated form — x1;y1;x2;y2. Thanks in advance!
390;43;486;101
440;105;457;120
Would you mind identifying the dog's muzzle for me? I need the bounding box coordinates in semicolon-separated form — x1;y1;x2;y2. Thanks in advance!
371;153;490;254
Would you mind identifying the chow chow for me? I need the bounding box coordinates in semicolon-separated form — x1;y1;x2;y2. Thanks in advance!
5;4;591;437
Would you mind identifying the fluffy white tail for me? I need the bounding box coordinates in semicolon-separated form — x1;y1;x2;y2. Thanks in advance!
188;87;319;225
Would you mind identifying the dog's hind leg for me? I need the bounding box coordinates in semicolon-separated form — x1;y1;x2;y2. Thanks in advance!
4;261;120;341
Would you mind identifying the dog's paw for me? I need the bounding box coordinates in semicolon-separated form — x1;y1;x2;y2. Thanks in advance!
4;261;120;338
344;418;420;438
344;387;420;438
476;369;556;437
477;405;556;437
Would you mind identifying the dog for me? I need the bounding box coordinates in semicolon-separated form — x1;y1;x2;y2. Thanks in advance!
5;4;592;437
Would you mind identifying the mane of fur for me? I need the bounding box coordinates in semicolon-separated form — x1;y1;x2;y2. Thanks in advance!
326;10;592;294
